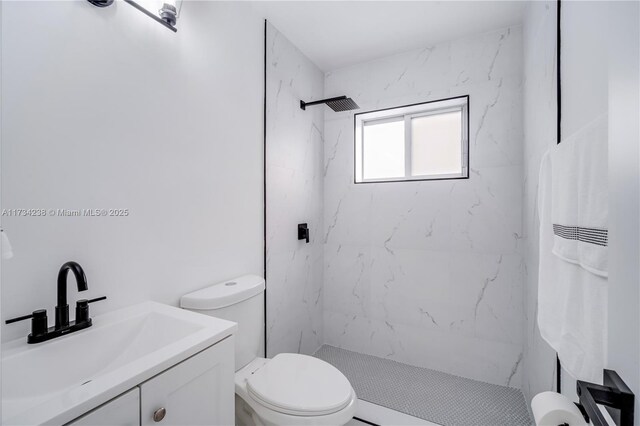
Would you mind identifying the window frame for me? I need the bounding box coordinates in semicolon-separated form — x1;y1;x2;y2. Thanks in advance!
354;95;470;184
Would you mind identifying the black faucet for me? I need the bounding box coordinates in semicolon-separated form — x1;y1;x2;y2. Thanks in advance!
5;261;106;344
55;261;88;328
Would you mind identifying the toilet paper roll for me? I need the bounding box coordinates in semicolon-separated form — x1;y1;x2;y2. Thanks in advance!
531;391;588;426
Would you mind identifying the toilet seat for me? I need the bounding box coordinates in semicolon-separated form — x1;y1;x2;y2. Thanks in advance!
235;356;357;426
246;353;353;416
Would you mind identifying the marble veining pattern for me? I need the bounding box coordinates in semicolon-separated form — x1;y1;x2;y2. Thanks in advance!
322;26;526;388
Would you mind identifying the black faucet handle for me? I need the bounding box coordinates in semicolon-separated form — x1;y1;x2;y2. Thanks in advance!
75;300;89;323
5;312;35;324
5;309;49;336
75;296;106;307
31;310;49;336
75;296;106;324
6;309;45;324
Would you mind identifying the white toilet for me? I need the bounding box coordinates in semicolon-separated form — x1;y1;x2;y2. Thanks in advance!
181;275;357;426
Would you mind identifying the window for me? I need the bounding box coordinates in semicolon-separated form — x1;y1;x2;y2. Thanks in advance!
354;96;469;183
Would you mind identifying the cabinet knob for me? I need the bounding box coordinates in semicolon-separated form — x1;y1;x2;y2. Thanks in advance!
153;407;166;422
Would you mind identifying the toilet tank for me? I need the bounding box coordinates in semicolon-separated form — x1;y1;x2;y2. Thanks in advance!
180;275;265;371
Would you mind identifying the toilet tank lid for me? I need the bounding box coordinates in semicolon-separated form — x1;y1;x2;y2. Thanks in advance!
180;275;265;310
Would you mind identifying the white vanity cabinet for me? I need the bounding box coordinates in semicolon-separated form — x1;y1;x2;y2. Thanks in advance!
140;336;235;425
67;337;235;426
69;388;140;426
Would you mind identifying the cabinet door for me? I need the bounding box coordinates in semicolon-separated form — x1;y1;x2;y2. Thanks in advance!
68;388;140;426
140;336;235;426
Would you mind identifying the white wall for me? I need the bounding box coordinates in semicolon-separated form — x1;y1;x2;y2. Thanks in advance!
265;23;324;357
1;1;265;342
521;0;558;403
322;26;525;388
607;1;640;417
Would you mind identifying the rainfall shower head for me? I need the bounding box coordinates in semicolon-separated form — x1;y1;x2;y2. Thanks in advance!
300;96;360;112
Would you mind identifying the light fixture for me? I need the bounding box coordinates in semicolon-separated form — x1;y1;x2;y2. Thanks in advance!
86;0;182;33
158;0;179;27
1;229;14;260
87;0;114;7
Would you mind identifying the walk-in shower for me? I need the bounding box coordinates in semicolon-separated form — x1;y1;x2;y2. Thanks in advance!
266;13;534;425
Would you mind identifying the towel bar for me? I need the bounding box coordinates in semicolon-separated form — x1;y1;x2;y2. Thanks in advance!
576;370;634;426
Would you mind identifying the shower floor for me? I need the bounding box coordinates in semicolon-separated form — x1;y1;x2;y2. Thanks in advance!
314;345;533;426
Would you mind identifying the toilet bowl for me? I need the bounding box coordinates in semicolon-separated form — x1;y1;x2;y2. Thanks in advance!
181;275;357;426
235;356;357;426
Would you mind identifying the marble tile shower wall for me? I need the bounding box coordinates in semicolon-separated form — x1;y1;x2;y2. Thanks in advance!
322;26;525;387
266;23;324;357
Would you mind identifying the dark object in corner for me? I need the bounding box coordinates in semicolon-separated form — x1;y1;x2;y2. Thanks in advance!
576;369;634;426
298;223;310;243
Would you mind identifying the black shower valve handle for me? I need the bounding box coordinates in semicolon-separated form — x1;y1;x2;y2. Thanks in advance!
298;223;310;243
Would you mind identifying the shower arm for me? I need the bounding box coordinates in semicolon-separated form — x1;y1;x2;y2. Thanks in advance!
300;96;347;110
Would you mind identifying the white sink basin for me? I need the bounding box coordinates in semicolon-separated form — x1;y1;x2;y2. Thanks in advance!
1;301;237;425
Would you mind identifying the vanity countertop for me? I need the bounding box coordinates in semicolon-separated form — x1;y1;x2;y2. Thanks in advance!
1;301;237;425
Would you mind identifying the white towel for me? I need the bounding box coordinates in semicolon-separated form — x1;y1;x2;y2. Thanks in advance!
538;150;608;383
550;115;608;277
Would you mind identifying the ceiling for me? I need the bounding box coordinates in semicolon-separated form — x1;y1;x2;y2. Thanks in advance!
253;1;526;71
